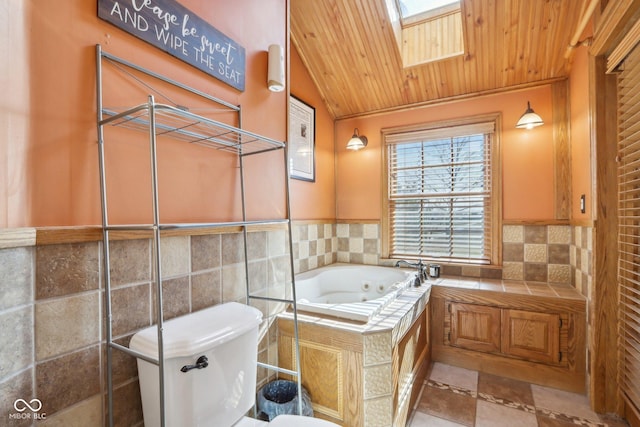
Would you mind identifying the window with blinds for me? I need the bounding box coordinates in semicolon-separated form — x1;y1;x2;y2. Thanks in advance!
617;43;640;413
384;120;498;264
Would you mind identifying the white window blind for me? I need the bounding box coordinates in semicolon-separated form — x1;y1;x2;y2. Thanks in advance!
386;121;494;264
617;42;640;413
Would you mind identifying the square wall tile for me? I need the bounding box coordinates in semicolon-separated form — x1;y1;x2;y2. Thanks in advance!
524;226;547;244
36;346;101;416
503;226;524;243
524;244;547;263
111;284;151;337
364;363;392;398
548;244;569;264
267;229;288;258
0;307;33;378
109;239;150;287
363;224;379;239
152;276;190;321
36;242;100;299
160;236;190;278
0;369;33;427
191;234;221;271
0;247;33;311
548;226;571;244
191;268;222;311
41;395;102;427
548;264;571;285
221;233;244;265
222;263;247;302
524;263;547;282
503;243;524;262
502;262;524;281
364;332;392;365
36;292;101;360
364;395;392;427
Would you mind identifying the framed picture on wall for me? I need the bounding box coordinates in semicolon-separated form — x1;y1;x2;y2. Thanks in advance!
288;96;316;182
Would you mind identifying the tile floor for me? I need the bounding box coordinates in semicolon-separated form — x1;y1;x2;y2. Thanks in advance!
408;362;629;427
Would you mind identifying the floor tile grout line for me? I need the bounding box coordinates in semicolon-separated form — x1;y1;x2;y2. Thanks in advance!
425;379;608;427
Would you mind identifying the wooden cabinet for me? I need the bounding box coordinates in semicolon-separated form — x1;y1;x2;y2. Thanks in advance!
449;302;501;353
501;309;560;364
432;286;586;393
447;302;562;365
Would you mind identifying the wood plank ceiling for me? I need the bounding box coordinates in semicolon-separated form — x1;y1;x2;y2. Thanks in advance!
291;0;589;119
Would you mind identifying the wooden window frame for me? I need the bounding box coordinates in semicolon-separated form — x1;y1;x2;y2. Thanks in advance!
381;113;502;265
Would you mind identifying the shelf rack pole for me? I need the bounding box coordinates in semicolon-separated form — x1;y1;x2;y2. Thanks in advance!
238;106;252;310
96;44;116;427
283;144;304;417
147;95;167;427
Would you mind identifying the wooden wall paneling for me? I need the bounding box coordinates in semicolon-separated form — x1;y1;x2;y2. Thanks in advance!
553;79;572;220
590;53;621;414
291;0;589;118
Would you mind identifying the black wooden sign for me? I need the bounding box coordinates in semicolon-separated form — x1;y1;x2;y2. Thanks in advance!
98;0;246;91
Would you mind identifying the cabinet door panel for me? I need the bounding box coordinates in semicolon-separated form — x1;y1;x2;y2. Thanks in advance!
502;309;560;364
450;302;501;353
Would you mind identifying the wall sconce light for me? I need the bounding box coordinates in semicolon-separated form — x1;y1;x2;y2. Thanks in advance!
267;44;285;92
515;101;544;129
346;128;368;151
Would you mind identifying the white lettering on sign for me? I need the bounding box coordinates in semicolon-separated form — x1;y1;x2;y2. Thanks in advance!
99;0;246;91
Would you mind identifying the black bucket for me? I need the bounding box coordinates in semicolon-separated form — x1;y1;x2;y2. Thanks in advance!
256;380;314;421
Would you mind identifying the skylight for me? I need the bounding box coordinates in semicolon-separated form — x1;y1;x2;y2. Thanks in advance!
398;0;459;19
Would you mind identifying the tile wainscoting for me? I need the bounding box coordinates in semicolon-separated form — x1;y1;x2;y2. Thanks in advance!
0;227;292;426
0;222;593;426
293;222;575;286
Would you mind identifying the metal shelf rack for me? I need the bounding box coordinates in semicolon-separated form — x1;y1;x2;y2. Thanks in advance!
96;44;303;427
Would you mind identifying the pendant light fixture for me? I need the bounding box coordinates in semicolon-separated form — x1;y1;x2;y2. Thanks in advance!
515;101;544;129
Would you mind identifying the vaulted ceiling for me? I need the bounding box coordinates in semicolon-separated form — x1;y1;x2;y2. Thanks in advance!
291;0;589;119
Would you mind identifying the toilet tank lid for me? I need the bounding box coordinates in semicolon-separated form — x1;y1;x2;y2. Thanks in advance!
129;302;263;359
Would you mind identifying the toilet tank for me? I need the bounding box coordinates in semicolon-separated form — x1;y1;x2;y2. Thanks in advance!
130;302;263;427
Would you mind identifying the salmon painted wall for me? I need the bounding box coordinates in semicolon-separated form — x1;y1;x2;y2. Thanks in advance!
289;44;336;221
335;86;555;221
0;0;288;227
569;44;592;220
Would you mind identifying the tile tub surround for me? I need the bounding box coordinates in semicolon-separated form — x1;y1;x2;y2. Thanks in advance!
294;222;573;284
291;221;380;274
0;226;293;426
502;224;572;284
278;281;432;426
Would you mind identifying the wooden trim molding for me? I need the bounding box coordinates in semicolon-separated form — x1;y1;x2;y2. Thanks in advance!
0;228;36;249
501;219;570;226
590;53;620;414
552;80;572;221
32;222;289;246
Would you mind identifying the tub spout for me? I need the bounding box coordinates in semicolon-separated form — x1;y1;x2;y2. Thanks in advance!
395;260;427;284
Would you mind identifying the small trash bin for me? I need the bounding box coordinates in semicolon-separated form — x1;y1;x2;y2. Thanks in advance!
257;380;314;421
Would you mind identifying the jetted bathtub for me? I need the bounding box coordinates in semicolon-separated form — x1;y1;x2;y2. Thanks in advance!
294;263;419;322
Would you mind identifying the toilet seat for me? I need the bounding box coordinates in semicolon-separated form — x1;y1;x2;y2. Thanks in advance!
235;415;339;427
269;415;340;426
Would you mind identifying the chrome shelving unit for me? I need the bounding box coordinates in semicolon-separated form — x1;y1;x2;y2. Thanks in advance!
96;45;303;427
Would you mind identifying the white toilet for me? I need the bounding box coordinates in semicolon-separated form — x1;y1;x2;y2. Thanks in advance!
130;302;339;427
